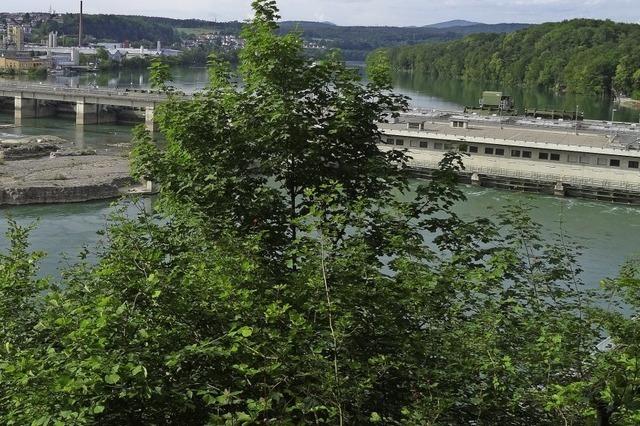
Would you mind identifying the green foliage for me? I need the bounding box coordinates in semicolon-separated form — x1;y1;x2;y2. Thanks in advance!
385;19;640;96
149;58;173;91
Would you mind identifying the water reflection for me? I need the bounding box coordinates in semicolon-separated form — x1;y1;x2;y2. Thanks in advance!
392;72;640;123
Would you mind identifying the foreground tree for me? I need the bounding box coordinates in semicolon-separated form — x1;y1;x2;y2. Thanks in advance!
0;1;633;425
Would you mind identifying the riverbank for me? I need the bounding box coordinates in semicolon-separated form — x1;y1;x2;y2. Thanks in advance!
619;97;640;110
0;135;145;206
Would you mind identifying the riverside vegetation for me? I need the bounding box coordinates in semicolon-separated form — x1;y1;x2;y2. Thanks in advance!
383;19;640;99
1;2;640;425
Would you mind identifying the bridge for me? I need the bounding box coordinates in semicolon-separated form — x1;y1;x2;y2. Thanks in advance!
0;82;174;130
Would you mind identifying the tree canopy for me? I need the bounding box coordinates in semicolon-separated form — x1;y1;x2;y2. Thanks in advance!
384;19;640;98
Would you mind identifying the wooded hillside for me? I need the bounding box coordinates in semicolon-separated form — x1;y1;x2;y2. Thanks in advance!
385;19;640;97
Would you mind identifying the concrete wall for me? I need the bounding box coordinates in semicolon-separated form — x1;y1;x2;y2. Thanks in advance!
14;97;58;125
76;102;119;125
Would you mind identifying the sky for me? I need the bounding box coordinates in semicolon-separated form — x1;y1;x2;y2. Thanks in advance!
2;0;639;26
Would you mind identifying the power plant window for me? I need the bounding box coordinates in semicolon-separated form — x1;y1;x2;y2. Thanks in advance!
419;141;429;148
627;161;638;169
609;159;620;167
495;149;505;156
522;151;532;158
484;147;494;154
539;152;549;160
469;146;478;153
550;154;561;161
395;139;405;146
511;150;521;157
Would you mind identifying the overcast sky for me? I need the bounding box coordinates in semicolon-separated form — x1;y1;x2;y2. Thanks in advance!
2;0;639;26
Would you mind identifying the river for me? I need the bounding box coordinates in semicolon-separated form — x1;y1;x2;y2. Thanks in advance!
0;67;639;285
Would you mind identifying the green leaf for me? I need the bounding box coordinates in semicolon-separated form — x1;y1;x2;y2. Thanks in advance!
105;373;121;385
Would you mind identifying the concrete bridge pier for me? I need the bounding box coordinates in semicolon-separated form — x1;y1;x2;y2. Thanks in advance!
145;106;158;133
554;182;567;197
76;102;118;126
14;96;56;126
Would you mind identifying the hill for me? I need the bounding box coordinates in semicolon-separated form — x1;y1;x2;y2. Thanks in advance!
31;14;527;60
426;20;482;28
384;19;640;98
276;21;529;59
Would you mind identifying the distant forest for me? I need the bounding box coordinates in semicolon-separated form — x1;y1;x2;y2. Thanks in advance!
31;14;527;60
384;19;640;98
31;15;243;47
276;21;528;60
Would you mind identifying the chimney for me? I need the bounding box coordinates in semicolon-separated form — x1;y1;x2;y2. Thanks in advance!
78;1;83;47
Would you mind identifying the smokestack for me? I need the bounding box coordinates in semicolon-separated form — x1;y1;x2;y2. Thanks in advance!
78;1;83;47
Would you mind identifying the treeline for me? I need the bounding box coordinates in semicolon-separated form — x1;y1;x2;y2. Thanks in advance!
385;19;640;98
278;21;528;60
32;14;243;47
31;14;527;60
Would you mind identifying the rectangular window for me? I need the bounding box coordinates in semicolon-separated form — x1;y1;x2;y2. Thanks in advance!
419;141;429;148
434;142;443;150
550;153;561;161
484;147;494;155
580;156;591;164
495;148;505;156
522;151;532;158
610;159;620;167
567;154;579;163
597;157;608;166
444;143;453;150
511;150;521;157
408;122;421;129
385;138;394;145
395;139;404;146
629;161;639;169
468;145;478;153
539;152;549;160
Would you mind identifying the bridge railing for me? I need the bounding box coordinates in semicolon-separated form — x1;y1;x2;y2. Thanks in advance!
0;82;172;100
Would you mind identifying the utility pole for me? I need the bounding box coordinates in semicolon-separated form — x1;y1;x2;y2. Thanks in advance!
611;108;617;123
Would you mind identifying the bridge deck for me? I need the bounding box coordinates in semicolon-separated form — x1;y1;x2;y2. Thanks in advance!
0;82;175;108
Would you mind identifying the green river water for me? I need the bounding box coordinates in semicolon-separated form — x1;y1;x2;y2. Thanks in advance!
0;68;639;285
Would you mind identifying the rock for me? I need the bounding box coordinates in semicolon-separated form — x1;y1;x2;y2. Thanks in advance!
0;135;69;160
50;150;97;158
0;154;139;206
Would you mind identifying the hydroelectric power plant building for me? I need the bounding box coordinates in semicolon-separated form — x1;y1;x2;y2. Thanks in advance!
380;111;640;203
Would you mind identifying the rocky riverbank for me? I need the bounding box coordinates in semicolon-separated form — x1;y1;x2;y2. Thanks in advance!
0;135;145;206
619;97;640;110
